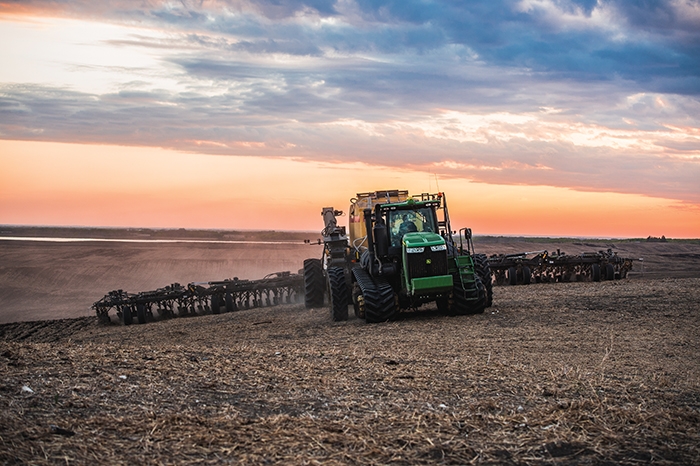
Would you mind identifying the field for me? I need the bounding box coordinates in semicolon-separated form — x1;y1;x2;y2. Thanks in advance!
1;230;699;464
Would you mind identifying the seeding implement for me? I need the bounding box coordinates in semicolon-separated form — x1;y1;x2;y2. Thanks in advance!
93;272;303;325
488;249;634;285
304;190;493;323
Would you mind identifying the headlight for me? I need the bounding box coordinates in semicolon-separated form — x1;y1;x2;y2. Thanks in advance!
406;247;425;254
430;244;447;252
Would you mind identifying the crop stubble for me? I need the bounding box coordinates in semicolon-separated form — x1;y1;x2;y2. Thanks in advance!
1;276;699;465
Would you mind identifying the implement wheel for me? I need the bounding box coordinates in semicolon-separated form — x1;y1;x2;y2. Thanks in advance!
122;305;133;325
508;267;518;286
303;258;325;308
605;263;615;281
136;303;147;324
225;292;236;312
211;294;220;314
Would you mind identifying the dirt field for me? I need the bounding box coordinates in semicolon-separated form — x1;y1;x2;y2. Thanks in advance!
1;232;698;324
0;238;322;324
1;232;699;464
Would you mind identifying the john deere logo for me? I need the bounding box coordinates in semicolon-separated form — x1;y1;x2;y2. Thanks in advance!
426;259;432;264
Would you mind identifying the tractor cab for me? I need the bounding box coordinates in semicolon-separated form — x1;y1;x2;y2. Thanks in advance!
387;207;438;247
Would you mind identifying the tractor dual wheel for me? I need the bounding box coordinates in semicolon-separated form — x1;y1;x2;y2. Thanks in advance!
448;273;486;316
473;254;494;307
327;267;349;321
303;258;325;308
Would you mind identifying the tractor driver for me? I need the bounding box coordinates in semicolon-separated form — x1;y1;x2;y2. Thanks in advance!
399;214;418;236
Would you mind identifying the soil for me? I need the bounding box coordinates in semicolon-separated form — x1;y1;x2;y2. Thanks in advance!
0;239;321;324
1;232;699;464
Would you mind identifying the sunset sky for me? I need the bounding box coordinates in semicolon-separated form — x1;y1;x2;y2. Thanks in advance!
1;1;699;238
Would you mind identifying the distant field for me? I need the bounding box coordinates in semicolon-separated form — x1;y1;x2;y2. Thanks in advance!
1;227;699;324
0;225;317;242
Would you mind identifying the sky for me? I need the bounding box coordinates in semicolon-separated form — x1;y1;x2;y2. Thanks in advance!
0;0;699;238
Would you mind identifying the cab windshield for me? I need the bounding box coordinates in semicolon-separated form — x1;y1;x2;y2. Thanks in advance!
388;208;437;247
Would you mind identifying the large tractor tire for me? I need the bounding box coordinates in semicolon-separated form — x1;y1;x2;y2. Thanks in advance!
473;254;493;307
303;258;325;308
353;268;397;323
449;273;486;316
327;267;349;321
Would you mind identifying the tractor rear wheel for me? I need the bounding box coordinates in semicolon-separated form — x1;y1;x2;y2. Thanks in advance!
328;267;349;321
473;254;493;307
303;258;325;308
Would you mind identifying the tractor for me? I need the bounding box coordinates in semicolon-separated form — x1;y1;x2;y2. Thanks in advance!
303;190;492;323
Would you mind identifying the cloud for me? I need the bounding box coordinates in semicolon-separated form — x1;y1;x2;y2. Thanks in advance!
1;0;699;207
2;82;698;204
4;1;698;91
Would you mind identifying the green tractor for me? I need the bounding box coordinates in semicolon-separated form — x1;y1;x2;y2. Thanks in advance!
303;190;492;323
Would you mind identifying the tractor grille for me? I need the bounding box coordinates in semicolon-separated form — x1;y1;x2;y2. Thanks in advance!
407;248;449;279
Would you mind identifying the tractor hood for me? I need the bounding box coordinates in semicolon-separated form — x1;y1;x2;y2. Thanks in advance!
402;232;445;249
